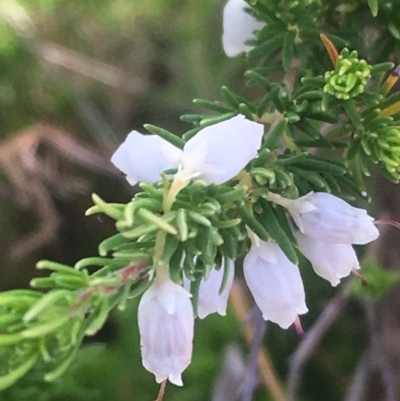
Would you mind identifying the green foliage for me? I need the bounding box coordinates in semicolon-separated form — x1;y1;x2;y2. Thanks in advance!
2;0;400;397
0;300;242;401
0;259;153;389
247;0;322;71
350;120;400;183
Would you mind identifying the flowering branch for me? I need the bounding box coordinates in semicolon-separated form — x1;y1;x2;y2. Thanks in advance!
3;0;400;398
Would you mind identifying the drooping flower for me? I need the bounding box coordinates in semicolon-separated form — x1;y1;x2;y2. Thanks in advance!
138;277;194;386
268;192;379;245
296;232;360;287
222;0;264;57
112;115;264;186
243;238;308;329
184;259;235;319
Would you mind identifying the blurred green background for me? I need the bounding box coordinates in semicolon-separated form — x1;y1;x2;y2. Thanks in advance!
0;1;392;400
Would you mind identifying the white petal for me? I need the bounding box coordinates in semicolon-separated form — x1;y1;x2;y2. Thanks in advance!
168;373;183;386
198;260;235;319
248;232;278;264
156;278;192;314
111;131;182;185
257;241;278;264
288;192;379;245
138;279;194;386
183;260;235;319
182;115;264;184
244;241;307;329
296;233;360;287
222;0;264;57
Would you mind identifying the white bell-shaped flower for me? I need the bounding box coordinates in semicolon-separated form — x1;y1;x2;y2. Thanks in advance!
269;192;379;245
138;277;194;386
243;239;308;329
184;259;235;319
111;115;264;186
222;0;264;57
296;232;360;287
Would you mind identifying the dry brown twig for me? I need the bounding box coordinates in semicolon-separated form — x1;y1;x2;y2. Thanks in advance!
0;123;117;260
240;307;267;401
230;280;287;401
364;299;397;401
343;348;371;401
287;280;352;401
287;223;393;401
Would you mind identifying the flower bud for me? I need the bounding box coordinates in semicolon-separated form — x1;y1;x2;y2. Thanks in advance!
243;239;308;329
138;278;194;386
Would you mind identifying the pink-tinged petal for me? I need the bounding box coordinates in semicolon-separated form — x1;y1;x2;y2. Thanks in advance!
287;192;379;245
244;241;307;329
182;115;264;184
138;279;194;386
111;131;182;185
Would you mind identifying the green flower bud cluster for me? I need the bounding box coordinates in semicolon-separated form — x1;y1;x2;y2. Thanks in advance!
360;122;400;182
324;49;372;100
347;110;400;182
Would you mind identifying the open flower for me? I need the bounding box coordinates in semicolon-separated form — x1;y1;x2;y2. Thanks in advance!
222;0;264;57
138;277;194;386
296;232;360;286
268;192;379;245
184;259;235;319
243;238;308;329
112;115;264;186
